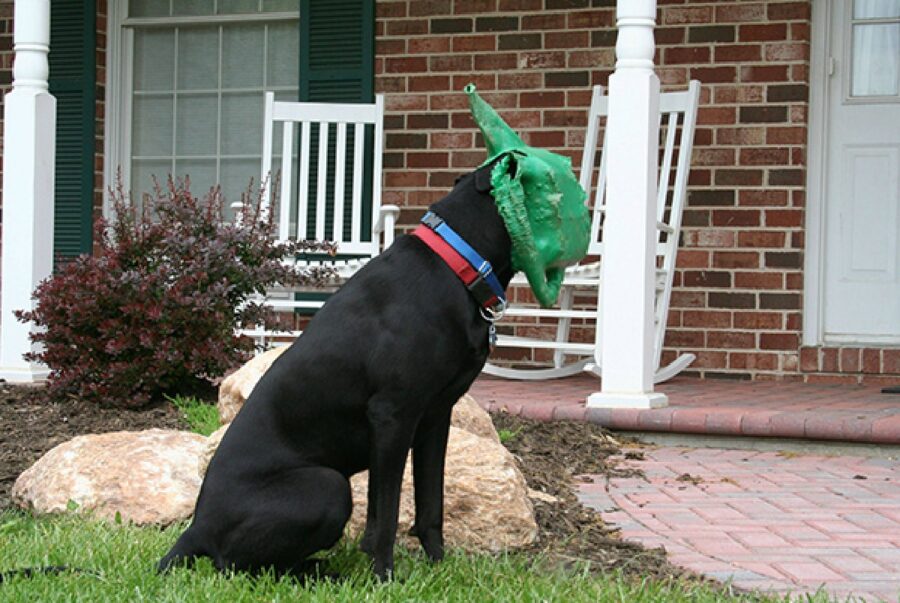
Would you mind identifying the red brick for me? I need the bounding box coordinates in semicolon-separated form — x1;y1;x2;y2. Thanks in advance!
741;65;790;82
766;126;806;144
714;85;765;104
716;127;765;146
767;2;810;21
740;148;790;166
454;0;497;13
821;348;839;372
690;66;737;84
715;44;762;62
739;191;789;207
475;52;517;71
712;210;762;227
863;349;881;374
451;35;496;52
663;6;713;25
408;36;451;53
760;333;799;351
430;132;473;148
545;30;588;49
709;331;756;349
715;169;763;186
409;75;451;92
682;310;732;328
518;51;566;70
733;311;782;330
377;39;406;55
693;148;735;166
739;23;788;42
698;107;737;125
665;330;706;347
883;350;900;374
716;3;766;23
567;9;614;29
665;46;711;64
385;56;428;73
407;152;449;168
409;0;452;17
765;209;803;227
765;42;809;62
799;347;819;371
737;231;786;248
712;251;759;269
839;348;862;373
568;49;615;68
734;271;783;289
676;250;710;269
429;55;474;73
522;14;566;30
730;352;779;370
497;72;542;89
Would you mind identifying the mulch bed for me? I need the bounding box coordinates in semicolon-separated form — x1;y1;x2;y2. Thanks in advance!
0;383;696;584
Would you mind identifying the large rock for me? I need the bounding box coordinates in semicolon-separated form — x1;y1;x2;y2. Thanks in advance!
217;346;289;423
199;424;536;553
452;394;499;443
12;429;207;526
347;427;537;552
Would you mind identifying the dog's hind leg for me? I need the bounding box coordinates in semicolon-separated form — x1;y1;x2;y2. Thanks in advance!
214;466;352;577
158;528;206;573
411;407;453;562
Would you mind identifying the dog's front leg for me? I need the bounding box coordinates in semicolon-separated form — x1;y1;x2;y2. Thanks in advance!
367;403;414;580
411;408;452;562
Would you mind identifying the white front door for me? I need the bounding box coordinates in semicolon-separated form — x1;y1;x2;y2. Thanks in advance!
822;0;900;345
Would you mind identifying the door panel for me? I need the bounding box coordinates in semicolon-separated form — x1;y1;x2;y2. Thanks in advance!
823;2;900;344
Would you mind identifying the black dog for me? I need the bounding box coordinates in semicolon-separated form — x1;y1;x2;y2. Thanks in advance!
158;162;512;580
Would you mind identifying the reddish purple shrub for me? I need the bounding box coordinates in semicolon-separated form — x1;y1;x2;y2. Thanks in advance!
16;178;335;407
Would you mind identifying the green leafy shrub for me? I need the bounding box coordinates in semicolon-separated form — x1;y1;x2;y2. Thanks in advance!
17;177;335;407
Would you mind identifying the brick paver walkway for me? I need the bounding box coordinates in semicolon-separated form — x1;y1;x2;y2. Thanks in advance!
578;447;900;602
470;375;900;444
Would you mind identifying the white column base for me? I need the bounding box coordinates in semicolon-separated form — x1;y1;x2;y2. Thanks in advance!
0;366;50;383
587;391;668;409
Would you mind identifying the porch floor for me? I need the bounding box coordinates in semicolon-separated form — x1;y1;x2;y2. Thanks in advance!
469;375;900;445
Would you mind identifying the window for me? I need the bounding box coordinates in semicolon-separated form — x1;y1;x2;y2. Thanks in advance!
850;0;900;98
111;1;299;215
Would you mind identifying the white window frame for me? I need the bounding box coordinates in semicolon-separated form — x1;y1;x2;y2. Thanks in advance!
103;0;298;216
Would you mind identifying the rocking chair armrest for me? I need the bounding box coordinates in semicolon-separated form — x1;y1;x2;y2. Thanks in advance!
375;204;401;248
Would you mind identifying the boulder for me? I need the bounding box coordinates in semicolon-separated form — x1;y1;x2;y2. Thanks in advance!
198;425;537;553
346;427;537;552
12;429;207;526
452;394;499;443
217;345;289;424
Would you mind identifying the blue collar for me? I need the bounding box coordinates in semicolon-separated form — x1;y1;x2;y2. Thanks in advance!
419;211;507;309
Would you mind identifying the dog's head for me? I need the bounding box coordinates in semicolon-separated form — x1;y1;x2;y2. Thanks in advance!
465;84;590;307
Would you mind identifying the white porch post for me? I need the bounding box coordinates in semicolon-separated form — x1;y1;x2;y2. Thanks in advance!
587;0;667;409
0;0;55;382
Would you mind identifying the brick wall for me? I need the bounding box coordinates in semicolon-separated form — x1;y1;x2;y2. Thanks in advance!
373;0;896;383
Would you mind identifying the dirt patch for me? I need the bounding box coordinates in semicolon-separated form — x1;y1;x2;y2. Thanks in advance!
0;383;186;510
2;383;690;584
492;412;691;581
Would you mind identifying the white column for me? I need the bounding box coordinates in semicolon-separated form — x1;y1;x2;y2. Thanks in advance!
587;0;667;409
0;0;55;382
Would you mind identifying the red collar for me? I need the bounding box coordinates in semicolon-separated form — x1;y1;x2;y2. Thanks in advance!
412;224;502;310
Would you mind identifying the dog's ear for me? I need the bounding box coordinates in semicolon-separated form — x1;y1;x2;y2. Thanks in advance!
474;152;519;192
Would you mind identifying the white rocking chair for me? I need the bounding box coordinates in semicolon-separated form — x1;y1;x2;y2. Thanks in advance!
483;81;701;383
241;92;399;346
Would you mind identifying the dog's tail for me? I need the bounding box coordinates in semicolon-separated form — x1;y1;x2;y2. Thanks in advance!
0;566;97;583
157;531;204;574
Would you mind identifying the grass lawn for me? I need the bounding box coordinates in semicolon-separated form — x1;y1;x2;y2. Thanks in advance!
0;397;839;602
0;510;810;603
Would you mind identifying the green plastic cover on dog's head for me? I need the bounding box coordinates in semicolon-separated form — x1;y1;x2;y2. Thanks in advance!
465;84;590;307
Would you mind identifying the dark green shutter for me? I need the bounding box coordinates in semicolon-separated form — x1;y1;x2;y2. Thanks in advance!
299;0;374;104
49;0;96;260
299;0;375;244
